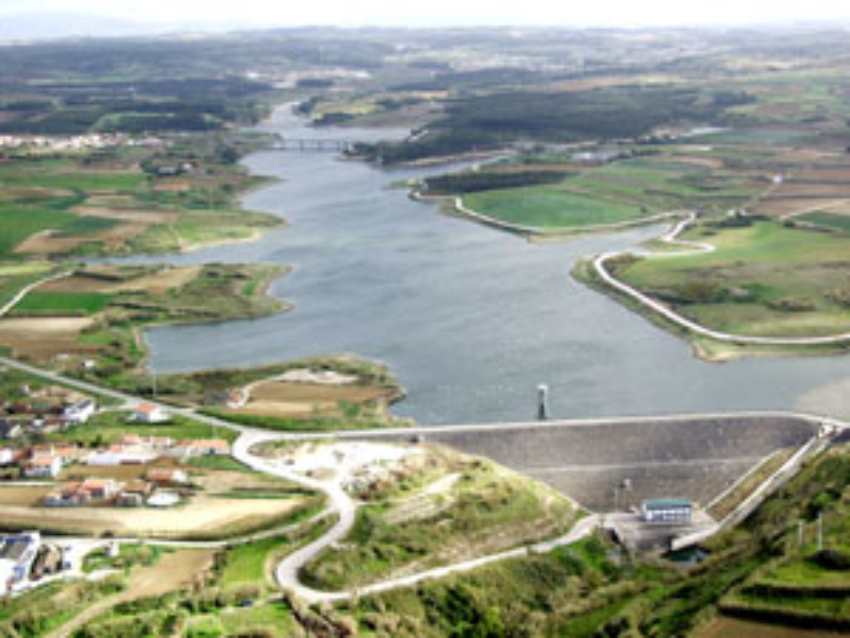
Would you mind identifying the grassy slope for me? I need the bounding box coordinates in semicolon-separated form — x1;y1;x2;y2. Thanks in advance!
616;220;850;337
301;456;577;591
347;444;850;638
798;211;850;233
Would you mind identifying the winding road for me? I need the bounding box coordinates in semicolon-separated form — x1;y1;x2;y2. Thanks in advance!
592;212;850;346
2;267;844;605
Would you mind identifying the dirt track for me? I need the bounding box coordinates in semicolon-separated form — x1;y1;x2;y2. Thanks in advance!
46;549;214;638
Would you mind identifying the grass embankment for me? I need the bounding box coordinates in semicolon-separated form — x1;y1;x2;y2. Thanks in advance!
708;448;795;521
612;219;850;338
300;451;578;591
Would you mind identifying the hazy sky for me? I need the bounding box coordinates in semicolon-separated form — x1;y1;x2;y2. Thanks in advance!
4;0;850;28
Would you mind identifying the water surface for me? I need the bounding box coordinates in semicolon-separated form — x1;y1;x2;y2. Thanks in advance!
140;108;850;424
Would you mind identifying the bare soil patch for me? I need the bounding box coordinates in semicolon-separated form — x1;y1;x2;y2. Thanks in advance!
0;187;74;201
753;197;849;217
39;274;115;293
0;316;95;361
773;182;850;198
41;266;199;295
234;380;396;418
153;179;192;192
0;485;53;506
73;206;178;224
129;548;215;596
47;549;215;638
106;266;200;294
0;493;306;538
83;195;137;208
670;155;726;169
14;222;146;255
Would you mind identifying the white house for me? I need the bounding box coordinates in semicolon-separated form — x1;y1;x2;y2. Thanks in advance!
63;400;96;425
170;439;231;458
86;445;157;466
132;403;169;424
23;454;62;479
0;448;15;466
0;532;40;594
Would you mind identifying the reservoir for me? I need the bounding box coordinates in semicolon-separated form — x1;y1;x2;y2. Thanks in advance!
142;107;850;424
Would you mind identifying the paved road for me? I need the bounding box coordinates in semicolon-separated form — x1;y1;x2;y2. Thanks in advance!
414;191;686;237
233;429;601;604
2;332;846;603
593;213;850;346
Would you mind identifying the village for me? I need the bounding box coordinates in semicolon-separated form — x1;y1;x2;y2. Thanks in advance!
0;382;231;511
0;132;163;153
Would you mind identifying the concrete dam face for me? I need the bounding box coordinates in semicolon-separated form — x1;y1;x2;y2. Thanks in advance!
357;414;818;512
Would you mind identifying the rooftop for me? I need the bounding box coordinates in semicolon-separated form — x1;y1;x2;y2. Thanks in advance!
642;498;692;510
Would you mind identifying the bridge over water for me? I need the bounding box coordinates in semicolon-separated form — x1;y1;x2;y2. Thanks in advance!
271;138;355;152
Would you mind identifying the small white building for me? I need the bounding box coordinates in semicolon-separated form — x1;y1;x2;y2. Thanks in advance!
132;403;169;424
0;532;40;594
63;399;96;425
641;498;693;524
86;445;157;466
0;448;15;466
23;454;62;479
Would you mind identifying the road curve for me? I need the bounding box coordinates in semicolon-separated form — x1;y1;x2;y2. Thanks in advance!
592;213;850;346
232;429;601;603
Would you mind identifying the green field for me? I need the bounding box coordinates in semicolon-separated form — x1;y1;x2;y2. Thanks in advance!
463;186;643;228
0;260;53;306
797;211;850;233
0;160;146;193
457;155;760;231
12;290;112;315
50;410;239;446
185;603;296;638
219;536;288;589
0;207;78;255
615;220;850;337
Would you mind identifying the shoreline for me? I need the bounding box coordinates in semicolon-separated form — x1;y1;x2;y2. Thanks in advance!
572;216;850;362
411;188;691;241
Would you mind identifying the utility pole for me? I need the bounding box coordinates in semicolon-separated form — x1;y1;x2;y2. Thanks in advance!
798;520;804;549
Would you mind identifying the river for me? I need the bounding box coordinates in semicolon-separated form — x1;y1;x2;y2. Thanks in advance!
137;107;850;424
